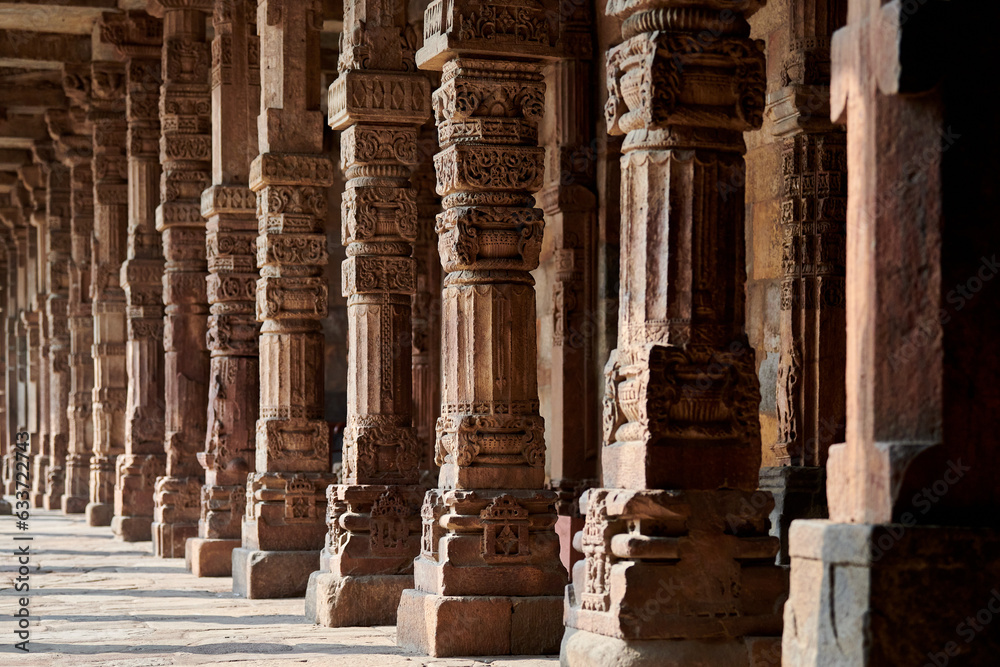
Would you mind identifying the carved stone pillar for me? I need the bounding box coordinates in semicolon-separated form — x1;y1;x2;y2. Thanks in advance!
783;3;1000;665
63;157;95;514
149;0;212;558
541;24;599;574
304;0;429;626
43;164;72;510
1;225;26;498
21;308;40;479
759;0;846;565
186;0;260;577
395;1;568;656
232;0;335;599
0;242;9;514
101;11;167;542
87;60;129;527
23;167;51;510
51;71;98;514
560;2;786;665
412;125;441;483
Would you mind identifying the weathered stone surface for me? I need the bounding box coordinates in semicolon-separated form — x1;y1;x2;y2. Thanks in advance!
237;0;335;599
398;589;564;657
102;10;165;544
149;0;213;558
232;547;320;600
306;0;431;627
189;0;261;577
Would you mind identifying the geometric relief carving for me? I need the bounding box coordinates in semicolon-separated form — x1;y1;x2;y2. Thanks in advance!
480;494;530;562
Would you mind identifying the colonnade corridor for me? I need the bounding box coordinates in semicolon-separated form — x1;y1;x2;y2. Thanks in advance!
1;508;554;666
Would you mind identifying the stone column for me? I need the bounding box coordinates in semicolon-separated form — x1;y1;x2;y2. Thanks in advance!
304;0;429;626
561;1;787;664
149;0;213;558
23;167;50;510
0;241;9;514
21;307;41;484
541;21;599;573
6;222;31;497
53;68;98;515
783;3;1000;665
63;158;95;514
759;0;846;565
102;10;167;542
186;0;261;577
411;124;441;483
395;1;568;656
87;60;130;527
43;164;72;510
232;0;335;600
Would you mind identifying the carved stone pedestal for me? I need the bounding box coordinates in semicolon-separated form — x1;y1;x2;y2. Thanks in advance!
398;489;566;656
561;490;785;667
233;471;335;599
306;485;424;626
784;521;1000;666
759;466;827;565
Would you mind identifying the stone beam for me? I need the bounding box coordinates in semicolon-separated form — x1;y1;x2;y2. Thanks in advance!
0;149;32;171
0;30;91;68
0;114;48;149
2;86;66;113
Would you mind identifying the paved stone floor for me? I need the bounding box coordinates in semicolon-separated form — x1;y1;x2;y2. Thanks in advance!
0;505;559;666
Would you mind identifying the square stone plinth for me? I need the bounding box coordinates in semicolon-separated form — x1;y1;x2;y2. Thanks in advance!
61;494;87;514
560;628;781;667
396;589;563;657
86;501;114;526
783;520;1000;666
0;497;10;515
112;515;153;542
186;537;241;577
305;572;412;627
153;520;198;558
232;547;319;599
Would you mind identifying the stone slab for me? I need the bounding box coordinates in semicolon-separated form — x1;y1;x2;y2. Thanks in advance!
396;588;563;657
305;572;412;627
186;537;240;577
232;547;319;599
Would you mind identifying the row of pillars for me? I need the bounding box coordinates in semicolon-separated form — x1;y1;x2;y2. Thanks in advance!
3;0;999;665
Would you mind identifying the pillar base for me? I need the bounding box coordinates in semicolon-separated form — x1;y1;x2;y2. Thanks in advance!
86;501;114;526
759;466;827;565
152;521;198;558
112;515;153;542
0;497;10;515
61;494;87;514
560;627;780;667
784;519;1000;666
396;588;563;657
43;490;63;511
231;547;319;599
186;537;240;577
30;491;46;508
305;572;412;627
